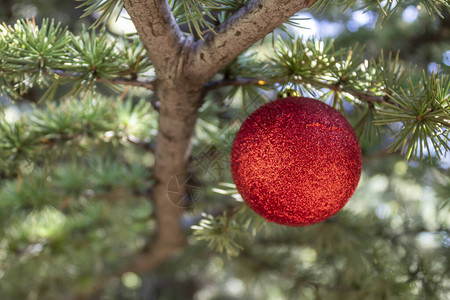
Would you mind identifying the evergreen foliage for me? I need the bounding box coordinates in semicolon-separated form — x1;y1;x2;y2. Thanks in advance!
0;0;449;299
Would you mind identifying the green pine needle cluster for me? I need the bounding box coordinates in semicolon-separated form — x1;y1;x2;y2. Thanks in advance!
0;96;157;174
376;72;450;161
0;19;152;100
313;0;450;22
77;0;124;28
192;212;246;257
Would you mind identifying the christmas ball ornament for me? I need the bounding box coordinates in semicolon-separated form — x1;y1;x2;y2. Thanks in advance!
230;97;361;226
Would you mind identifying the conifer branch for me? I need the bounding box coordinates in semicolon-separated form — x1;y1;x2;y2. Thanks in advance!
189;0;315;82
205;78;269;90
97;77;156;90
0;97;157;169
126;135;155;151
0;20;154;99
205;77;386;104
303;78;387;104
52;70;156;90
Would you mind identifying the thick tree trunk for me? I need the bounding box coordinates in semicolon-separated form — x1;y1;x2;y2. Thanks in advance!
125;79;204;273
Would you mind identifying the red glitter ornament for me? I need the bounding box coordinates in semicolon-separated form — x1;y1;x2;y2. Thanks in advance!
230;97;362;226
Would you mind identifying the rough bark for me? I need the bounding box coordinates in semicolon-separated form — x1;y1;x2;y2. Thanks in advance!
188;0;315;83
123;0;185;76
124;80;203;274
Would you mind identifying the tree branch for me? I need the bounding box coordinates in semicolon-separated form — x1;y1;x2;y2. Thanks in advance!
302;78;387;104
205;78;269;90
52;70;156;90
122;0;185;76
188;0;315;83
126;135;156;152
97;77;156;90
205;77;387;104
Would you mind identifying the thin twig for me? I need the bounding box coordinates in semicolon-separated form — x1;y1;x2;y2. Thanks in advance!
51;69;156;90
205;77;387;104
126;135;155;152
205;78;269;90
96;77;156;90
305;79;386;104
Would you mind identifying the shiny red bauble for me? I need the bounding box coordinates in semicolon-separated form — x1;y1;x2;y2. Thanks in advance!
230;97;362;226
